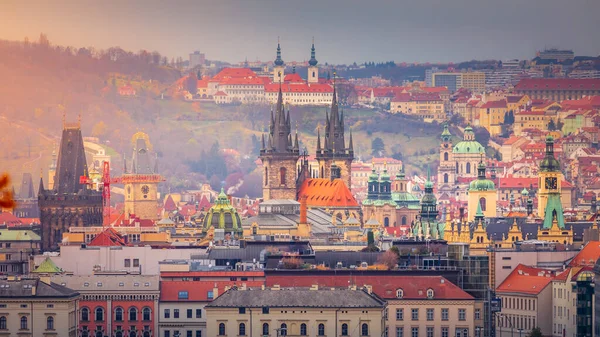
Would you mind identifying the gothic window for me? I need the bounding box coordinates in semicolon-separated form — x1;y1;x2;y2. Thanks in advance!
264;167;268;186
384;217;390;227
444;152;449;161
480;197;487;212
466;163;471;174
444;173;448;183
280;167;286;185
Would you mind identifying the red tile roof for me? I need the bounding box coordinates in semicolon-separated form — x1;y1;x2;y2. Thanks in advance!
214;91;227;96
219;77;265;85
212;68;258;80
88;228;130;247
568;241;600;267
0;212;23;227
163;195;177;212
297;178;358;208
506;95;526;103
284;73;304;83
161;279;265;302
496;264;555;295
266;274;473;300
515;79;600;91
481;100;507;109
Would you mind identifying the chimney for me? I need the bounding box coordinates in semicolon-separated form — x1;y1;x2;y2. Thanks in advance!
212;286;219;299
271;284;280;290
261;284;265;290
240;283;247;290
363;285;373;294
310;284;319;291
300;196;308;225
39;276;51;285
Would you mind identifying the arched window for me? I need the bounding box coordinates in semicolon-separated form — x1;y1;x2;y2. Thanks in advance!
300;323;307;335
361;323;369;336
427;288;434;299
263;323;269;336
280;167;287;185
81;307;89;321
281;323;288;336
312;71;316;78
0;316;5;329
466;162;471;174
115;307;123;321
264;167;268;186
318;323;325;336
47;316;54;330
97;331;104;337
219;323;226;335
456;162;459;173
401;216;407;226
396;288;404;298
95;307;104;321
480;197;487;212
20;316;27;330
115;330;123;337
143;332;150;337
129;307;137;321
384;217;390;227
239;323;246;336
444;152;449;161
142;307;151;321
129;331;136;337
81;328;89;337
444;173;448;183
341;323;349;336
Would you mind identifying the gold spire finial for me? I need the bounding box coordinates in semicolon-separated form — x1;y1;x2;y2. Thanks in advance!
78;113;81;127
62;111;66;128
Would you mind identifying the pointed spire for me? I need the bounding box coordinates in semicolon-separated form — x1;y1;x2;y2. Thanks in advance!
274;38;284;66
348;129;354;151
38;176;45;195
123;154;127;174
309;37;318;67
261;133;266;150
294;132;299;151
154;153;159;174
475;201;485;222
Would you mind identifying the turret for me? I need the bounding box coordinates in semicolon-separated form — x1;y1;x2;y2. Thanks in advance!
308;38;319;83
273;40;285;83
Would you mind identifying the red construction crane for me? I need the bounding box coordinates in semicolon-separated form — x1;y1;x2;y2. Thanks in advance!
80;161;164;226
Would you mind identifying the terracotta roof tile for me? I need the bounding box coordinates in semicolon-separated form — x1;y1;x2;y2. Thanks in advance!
297;178;358;208
515;79;600;91
496;264;555;295
568;241;600;267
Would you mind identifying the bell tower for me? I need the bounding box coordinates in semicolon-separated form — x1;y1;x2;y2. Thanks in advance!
259;85;299;200
538;135;564;223
437;124;455;188
308;38;319;84
273;39;285;84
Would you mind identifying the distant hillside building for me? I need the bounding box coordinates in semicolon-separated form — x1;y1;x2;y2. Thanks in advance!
189;51;205;68
514;79;600;101
38;121;103;251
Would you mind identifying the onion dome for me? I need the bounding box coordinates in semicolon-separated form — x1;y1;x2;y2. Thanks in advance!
274;43;284;67
453;125;484;154
521;188;529;196
540;135;561;172
469;161;495;191
308;42;318;66
441;124;452;142
202;188;242;234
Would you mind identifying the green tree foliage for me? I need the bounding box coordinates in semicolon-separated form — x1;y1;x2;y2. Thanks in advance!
528;327;542;337
371;137;385;157
186;72;198;95
473;126;490;147
548;119;556;131
389;246;400;257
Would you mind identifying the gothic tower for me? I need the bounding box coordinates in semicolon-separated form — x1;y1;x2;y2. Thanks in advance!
538;135;564;225
38;120;102;251
123;132;161;220
273;40;285;83
308;39;319;84
260;85;299;200
315;85;354;187
437;124;455;189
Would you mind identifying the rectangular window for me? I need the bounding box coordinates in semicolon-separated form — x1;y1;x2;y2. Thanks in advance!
426;308;434;321
187;331;192;337
396;308;404;321
174;309;179;319
196;331;201;337
207;291;214;299
426;327;434;337
164;309;170;319
441;308;449;321
196;309;202;318
396;327;403;337
124;259;131;267
187;309;193;318
165;332;170;337
411;327;419;337
178;291;189;299
133;259;140;267
262;307;269;314
411;308;418;321
442;327;449;337
239;308;246;314
458;309;466;321
475;309;480;320
502;266;512;269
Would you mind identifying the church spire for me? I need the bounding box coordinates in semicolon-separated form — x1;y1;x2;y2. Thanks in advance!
317;128;322;152
274;38;284;66
308;37;318;67
348;129;353;152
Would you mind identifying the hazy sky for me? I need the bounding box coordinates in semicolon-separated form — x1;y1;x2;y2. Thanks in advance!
1;0;599;64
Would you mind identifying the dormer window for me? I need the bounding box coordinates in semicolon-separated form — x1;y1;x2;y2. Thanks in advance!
396;289;404;299
427;289;434;299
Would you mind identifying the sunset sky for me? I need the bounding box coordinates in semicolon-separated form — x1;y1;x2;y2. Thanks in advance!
1;0;599;64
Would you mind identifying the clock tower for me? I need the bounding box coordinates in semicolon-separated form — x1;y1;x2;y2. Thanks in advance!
124;132;161;220
537;135;563;223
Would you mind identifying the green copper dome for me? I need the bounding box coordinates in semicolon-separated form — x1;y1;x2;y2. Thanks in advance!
469;161;495;191
202;188;242;233
521;188;529;196
453;141;485;154
540;135;561;172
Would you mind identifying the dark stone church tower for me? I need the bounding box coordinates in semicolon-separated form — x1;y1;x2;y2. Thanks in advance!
316;85;354;187
38;121;102;251
260;86;300;200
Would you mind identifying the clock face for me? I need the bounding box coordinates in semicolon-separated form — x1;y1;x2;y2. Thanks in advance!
141;185;150;194
545;177;557;190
